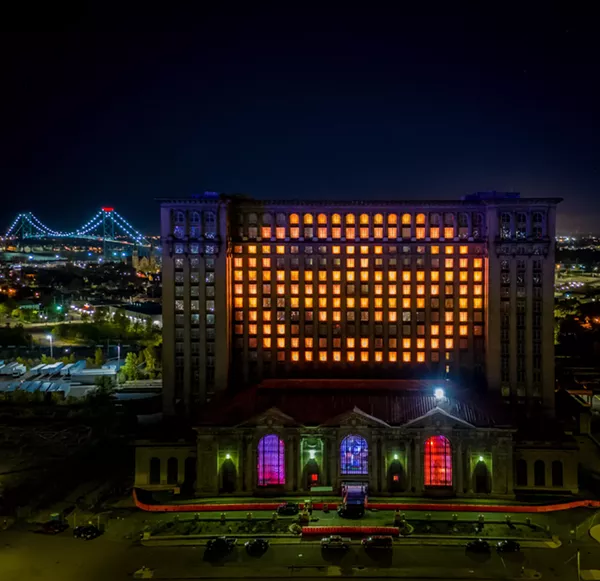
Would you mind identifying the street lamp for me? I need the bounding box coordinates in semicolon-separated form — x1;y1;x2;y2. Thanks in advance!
46;334;53;358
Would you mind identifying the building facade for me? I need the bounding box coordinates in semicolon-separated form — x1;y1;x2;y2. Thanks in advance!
160;192;560;415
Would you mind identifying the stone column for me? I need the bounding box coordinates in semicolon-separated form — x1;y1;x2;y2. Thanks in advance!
245;437;254;492
329;435;338;492
236;438;243;493
466;445;474;494
196;434;218;494
406;440;413;493
380;438;387;494
414;439;423;494
322;436;329;487
456;440;464;495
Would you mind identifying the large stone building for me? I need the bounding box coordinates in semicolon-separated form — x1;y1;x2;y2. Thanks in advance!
135;191;579;499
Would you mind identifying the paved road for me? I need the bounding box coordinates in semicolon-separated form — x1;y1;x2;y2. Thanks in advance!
2;525;600;581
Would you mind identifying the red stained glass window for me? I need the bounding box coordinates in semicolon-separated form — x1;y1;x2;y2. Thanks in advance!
257;434;285;486
424;435;452;487
311;473;319;482
393;474;400;482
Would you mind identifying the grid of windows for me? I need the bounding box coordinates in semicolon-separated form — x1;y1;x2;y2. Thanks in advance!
232;243;484;365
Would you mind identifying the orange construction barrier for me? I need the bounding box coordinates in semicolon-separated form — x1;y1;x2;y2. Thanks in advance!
133;489;600;514
302;526;399;536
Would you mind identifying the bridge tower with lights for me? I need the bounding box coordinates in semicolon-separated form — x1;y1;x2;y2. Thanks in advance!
101;207;115;260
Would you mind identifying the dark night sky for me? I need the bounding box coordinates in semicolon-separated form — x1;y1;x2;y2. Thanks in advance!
1;4;599;234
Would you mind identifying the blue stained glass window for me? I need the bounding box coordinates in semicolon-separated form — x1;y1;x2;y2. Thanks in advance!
340;434;368;475
257;434;285;486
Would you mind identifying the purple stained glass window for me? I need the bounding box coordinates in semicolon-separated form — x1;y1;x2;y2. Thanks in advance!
340;434;368;475
257;434;285;486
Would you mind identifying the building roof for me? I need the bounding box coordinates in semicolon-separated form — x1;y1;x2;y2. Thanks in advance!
197;379;510;429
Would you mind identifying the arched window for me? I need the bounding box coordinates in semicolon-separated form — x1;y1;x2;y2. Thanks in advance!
149;457;161;485
551;460;563;487
303;213;313;224
317;213;327;224
424;435;452;487
248;213;258;224
331;213;341;225
516;459;527;486
359;213;369;225
262;213;272;224
190;211;200;223
534;460;546;486
289;213;299;225
401;213;412;225
374;213;383;225
276;213;286;225
416;213;426;225
257;434;285;486
167;457;178;485
345;214;355;224
388;214;397;225
340;434;368;475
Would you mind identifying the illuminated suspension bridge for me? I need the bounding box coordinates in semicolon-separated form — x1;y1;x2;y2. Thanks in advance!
4;207;152;259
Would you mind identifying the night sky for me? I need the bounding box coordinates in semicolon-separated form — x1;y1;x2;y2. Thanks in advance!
2;4;598;234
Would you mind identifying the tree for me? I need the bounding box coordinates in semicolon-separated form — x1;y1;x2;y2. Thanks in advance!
94;347;104;366
68;352;76;364
121;351;140;381
94;374;115;393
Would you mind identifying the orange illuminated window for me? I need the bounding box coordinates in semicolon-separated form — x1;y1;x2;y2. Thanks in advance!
333;297;341;308
474;298;483;309
375;285;383;295
333;351;341;362
262;245;270;253
374;297;383;309
445;312;454;322
319;351;327;362
277;324;285;335
318;227;327;238
374;226;383;238
331;213;341;225
459;298;468;309
402;271;411;282
275;226;285;239
249;298;257;307
388;271;397;282
416;271;425;281
262;257;271;268
459;271;468;282
431;245;440;254
459;285;468;295
417;352;425;363
474;258;483;269
234;257;243;267
347;246;355;254
359;245;368;254
431;271;439;282
274;245;284;255
445;246;454;254
374;311;383;321
305;271;313;281
277;337;286;349
290;284;298;295
444;227;455;238
305;297;313;308
375;351;383;362
416;227;426;239
459;325;468;336
431;325;439;336
249;311;258;321
417;338;425;349
347;338;355;349
333;284;341;295
459;245;468;254
261;226;271;238
389;297;397;308
290;227;299;238
445;338;454;349
360;227;369;238
291;351;299;362
346;226;356;238
361;351;369;362
459;258;468;268
276;270;285;281
248;270;257;281
402;338;411;349
403;352;411;363
319;271;327;281
360;297;369;308
347;297;355;308
333;311;341;321
317;213;327;225
430;227;440;239
304;214;313;224
234;284;243;295
319;297;327;308
417;298;425;309
402;213;412;225
445;259;454;268
417;285;425;296
389;352;397;362
346;214;355;224
347;272;355;282
347;351;355;362
431;285;439;295
332;246;341;254
474;285;482;295
249;324;257;335
373;271;382;282
445;272;454;282
290;298;299;308
359;213;369;225
234;270;243;281
234;297;243;308
263;311;271;321
277;284;285;295
305;284;313;294
401;298;410;309
416;213;426;225
263;337;271;348
248;245;257;254
459;311;468;322
360;338;369;348
445;325;454;335
431;338;439;349
360;271;369;282
291;338;299;348
305;351;313;361
474;271;482;282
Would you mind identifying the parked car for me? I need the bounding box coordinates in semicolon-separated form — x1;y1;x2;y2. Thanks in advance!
73;524;101;540
321;535;351;550
337;503;365;519
496;540;520;553
34;521;69;535
276;502;299;516
205;537;237;556
361;536;393;550
245;538;269;556
466;539;491;553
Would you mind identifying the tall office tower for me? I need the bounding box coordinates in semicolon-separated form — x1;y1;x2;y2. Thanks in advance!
160;192;560;416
